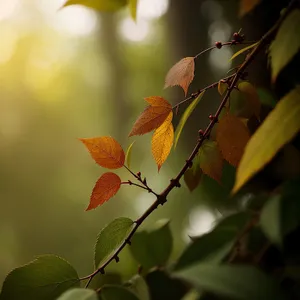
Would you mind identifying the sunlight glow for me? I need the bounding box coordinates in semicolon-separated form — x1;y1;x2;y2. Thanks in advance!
184;207;216;239
209;47;232;71
119;18;150;42
137;0;169;20
0;0;20;21
0;27;18;64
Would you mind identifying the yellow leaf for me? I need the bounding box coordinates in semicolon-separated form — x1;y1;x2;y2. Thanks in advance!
233;87;300;193
216;114;250;167
129;97;172;137
129;0;138;21
230;42;259;60
87;172;121;210
239;0;261;17
218;80;228;96
62;0;127;11
199;140;223;183
80;136;125;169
125;141;135;169
151;112;174;171
164;57;195;96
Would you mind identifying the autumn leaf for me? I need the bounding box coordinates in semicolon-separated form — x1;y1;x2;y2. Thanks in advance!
199;140;223;183
129;97;172;137
125;141;135;169
237;82;261;118
184;167;203;192
269;9;300;82
239;0;261;17
62;0;127;11
87;172;121;210
233;87;300;193
216;114;250;167
152;112;174;171
164;57;195;96
174;91;205;148
218;81;228;96
80;136;125;169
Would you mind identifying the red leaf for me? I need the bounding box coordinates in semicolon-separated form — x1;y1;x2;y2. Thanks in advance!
87;172;121;210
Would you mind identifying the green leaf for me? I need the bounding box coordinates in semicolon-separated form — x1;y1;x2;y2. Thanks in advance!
184;166;203;192
129;0;138;21
95;217;134;269
260;178;300;246
230;42;259;60
100;285;139;300
260;195;282;246
62;0;127;12
218;80;228;96
146;270;188;300
57;288;98;300
175;212;250;270
257;88;277;108
174;264;286;300
270;9;300;82
125;275;150;300
174;91;205;148
0;255;80;300
130;219;173;269
233;87;300;193
125;141;135;169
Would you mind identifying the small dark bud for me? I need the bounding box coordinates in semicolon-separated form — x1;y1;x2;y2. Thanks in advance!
186;160;193;168
198;129;204;137
126;239;131;246
115;256;120;263
209;114;215;120
233;32;244;43
100;269;105;274
137;172;141;177
215;41;222;49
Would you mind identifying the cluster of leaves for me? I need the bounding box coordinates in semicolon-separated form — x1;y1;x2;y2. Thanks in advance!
1;0;300;299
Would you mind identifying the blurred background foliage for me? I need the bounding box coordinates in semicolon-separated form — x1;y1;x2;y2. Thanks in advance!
0;0;286;285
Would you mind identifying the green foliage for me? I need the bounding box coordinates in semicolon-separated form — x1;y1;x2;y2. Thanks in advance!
234;87;300;192
57;289;98;300
260;178;300;246
270;9;300;82
100;285;140;300
0;255;80;300
230;42;259;61
174;91;205;148
130;219;172;269
95;218;134;268
174;212;250;270
174;264;286;300
125;275;150;300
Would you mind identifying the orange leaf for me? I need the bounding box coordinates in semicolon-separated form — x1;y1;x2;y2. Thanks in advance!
129;97;172;137
184;167;203;192
151;112;174;171
216;114;251;167
80;136;125;169
239;0;261;17
87;172;121;210
164;57;195;96
199;140;223;183
145;96;172;108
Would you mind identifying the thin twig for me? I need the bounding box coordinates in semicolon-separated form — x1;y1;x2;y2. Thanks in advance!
121;181;149;191
172;74;235;110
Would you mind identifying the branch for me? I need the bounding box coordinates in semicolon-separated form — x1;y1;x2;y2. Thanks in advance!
82;2;296;286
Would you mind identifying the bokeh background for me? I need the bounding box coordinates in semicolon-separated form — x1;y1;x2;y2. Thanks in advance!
0;0;282;284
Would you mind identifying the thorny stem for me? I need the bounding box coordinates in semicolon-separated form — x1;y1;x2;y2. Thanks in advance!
194;40;257;59
81;2;296;287
123;165;158;196
121;181;150;191
172;74;235;110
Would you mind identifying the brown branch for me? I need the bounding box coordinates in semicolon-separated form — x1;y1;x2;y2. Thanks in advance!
82;2;296;287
